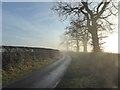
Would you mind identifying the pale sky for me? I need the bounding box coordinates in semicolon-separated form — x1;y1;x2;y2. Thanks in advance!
2;2;68;49
2;2;119;53
0;2;1;46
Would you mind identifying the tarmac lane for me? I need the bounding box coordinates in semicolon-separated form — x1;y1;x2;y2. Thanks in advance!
3;54;71;89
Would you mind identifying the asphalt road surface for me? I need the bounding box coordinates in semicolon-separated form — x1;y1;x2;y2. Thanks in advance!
3;54;71;88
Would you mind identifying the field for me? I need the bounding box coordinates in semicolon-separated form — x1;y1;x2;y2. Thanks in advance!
2;46;60;85
56;52;118;88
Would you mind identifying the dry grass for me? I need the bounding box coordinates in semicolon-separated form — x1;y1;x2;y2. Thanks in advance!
56;52;118;88
2;46;61;85
2;56;61;85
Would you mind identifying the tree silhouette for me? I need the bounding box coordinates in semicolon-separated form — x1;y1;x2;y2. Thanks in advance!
53;1;117;52
65;18;90;52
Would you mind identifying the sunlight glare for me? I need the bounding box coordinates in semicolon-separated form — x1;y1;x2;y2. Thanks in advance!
103;33;118;53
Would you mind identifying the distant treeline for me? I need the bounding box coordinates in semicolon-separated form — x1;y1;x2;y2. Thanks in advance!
2;46;60;72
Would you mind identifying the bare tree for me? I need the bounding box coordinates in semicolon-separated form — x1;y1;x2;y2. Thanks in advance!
60;34;69;51
66;24;80;52
66;18;90;52
52;0;118;52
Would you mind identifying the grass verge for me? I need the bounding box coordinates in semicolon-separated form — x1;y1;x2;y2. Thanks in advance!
2;55;61;85
56;52;118;88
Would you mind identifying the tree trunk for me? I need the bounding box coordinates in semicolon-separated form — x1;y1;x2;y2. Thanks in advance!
91;27;100;52
66;40;69;52
76;38;79;52
83;34;87;52
83;41;87;52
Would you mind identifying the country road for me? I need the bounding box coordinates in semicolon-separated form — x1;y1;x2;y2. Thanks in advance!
3;54;71;88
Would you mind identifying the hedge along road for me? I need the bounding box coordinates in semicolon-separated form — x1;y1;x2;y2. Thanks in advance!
3;53;71;88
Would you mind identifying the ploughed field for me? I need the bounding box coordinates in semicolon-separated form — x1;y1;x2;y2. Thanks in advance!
56;52;118;88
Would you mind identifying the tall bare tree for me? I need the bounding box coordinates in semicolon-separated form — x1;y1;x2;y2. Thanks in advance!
66;18;90;52
60;33;71;51
53;0;118;52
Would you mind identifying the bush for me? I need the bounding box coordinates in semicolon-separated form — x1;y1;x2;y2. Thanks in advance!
2;46;60;84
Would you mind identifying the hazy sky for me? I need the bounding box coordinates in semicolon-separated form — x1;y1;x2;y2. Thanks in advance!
2;2;118;53
0;2;1;46
2;2;69;49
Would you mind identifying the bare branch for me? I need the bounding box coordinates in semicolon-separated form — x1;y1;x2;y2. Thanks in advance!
81;2;93;18
97;2;104;14
95;2;110;19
